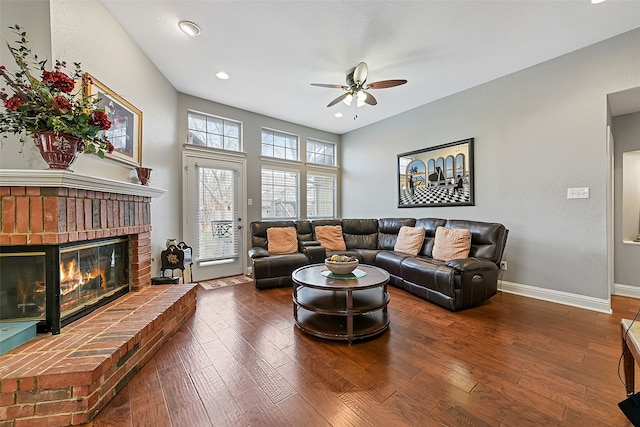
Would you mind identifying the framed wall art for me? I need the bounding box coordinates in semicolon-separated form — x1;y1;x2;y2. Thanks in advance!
397;138;474;208
83;73;142;166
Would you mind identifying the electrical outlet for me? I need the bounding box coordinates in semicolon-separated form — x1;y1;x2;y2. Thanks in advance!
500;261;508;271
567;187;589;199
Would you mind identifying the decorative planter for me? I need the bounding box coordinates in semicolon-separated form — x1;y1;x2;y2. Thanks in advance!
34;131;84;170
135;166;152;185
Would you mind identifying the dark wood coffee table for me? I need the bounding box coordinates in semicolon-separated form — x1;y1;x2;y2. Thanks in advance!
292;264;390;345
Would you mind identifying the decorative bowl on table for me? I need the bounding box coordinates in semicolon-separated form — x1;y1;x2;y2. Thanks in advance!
325;255;359;275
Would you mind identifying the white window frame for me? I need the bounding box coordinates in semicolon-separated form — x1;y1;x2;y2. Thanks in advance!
261;166;300;220
306;171;337;219
261;128;299;161
306;138;337;167
187;110;242;152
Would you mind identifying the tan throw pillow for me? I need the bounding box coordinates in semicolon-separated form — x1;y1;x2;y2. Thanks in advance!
314;225;347;251
432;226;471;261
394;226;426;256
267;227;298;255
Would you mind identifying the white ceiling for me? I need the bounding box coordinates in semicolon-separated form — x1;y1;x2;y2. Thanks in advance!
100;0;640;135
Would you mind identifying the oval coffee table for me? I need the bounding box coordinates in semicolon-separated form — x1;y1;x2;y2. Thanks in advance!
292;264;390;345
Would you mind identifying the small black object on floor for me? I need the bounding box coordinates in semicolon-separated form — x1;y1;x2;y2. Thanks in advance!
619;393;640;426
151;276;180;285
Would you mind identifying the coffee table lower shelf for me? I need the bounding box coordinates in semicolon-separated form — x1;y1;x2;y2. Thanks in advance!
294;308;389;342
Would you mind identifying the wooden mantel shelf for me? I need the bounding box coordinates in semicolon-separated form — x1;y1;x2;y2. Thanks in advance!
0;169;166;198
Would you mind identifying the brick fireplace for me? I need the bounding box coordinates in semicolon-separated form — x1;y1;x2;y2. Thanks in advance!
0;170;198;426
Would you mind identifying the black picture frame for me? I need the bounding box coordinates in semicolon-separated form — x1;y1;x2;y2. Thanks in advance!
397;138;474;208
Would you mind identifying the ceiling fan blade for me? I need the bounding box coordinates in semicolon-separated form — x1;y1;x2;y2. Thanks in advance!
366;79;408;89
363;91;377;106
327;92;350;107
353;62;368;85
311;83;348;89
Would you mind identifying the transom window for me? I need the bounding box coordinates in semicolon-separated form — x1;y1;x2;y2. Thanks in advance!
306;139;336;166
188;111;241;151
261;129;299;161
261;167;300;219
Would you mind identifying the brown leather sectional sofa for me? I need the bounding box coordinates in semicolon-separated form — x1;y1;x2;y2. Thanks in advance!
248;218;508;311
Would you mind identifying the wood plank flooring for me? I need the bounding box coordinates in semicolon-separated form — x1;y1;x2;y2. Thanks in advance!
83;282;638;426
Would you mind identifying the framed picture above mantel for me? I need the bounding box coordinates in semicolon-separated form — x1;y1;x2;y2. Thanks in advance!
83;73;143;167
397;138;474;208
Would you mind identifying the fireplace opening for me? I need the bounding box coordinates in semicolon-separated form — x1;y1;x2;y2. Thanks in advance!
0;237;130;334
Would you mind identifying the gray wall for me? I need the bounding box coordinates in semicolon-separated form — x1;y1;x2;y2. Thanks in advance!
613;111;640;289
342;27;640;308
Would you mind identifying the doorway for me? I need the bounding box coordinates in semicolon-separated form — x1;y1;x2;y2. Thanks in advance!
183;150;246;281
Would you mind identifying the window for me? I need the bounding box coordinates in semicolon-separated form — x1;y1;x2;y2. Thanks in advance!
455;153;465;177
307;173;337;219
445;155;454;179
307;139;336;166
261;167;299;219
188;111;241;151
262;129;298;161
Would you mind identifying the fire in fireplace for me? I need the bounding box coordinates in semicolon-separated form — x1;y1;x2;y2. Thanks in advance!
0;237;130;334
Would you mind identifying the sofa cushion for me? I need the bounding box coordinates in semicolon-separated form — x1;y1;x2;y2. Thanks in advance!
394;226;426;255
315;225;347;251
378;218;416;250
342;218;378;249
445;219;508;264
376;250;412;277
432;226;471;261
267;227;299;255
401;256;456;297
415;218;448;257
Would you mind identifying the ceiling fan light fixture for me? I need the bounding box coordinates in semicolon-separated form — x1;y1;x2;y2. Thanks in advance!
343;94;353;106
178;20;201;36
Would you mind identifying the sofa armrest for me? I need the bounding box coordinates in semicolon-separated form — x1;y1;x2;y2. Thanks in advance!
302;244;327;264
248;247;269;259
445;257;498;272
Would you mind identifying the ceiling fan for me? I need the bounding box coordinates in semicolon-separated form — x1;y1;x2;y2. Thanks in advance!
311;62;407;114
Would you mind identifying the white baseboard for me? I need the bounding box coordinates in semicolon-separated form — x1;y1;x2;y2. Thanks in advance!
499;280;612;314
614;283;640;299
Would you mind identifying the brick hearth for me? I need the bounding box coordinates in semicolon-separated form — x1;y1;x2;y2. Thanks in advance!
0;284;197;426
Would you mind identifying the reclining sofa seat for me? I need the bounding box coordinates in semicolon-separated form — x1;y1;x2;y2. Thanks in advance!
248;220;311;289
248;217;508;311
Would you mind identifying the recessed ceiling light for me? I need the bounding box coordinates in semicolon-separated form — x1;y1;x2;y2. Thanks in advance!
334;112;343;118
178;21;201;36
216;71;230;80
591;0;606;3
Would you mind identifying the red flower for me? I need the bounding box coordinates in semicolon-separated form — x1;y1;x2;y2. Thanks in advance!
90;111;111;130
4;94;23;110
52;95;72;110
41;70;75;93
107;142;115;154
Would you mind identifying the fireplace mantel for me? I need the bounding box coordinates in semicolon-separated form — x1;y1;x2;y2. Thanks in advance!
0;169;166;198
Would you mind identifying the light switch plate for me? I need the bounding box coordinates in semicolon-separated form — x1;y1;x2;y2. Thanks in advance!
567;187;589;199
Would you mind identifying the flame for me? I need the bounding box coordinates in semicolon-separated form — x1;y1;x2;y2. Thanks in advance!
59;259;106;296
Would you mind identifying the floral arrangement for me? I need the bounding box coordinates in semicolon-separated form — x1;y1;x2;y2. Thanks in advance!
0;25;114;157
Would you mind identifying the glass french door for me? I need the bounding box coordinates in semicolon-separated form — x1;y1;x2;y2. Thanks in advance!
184;154;245;281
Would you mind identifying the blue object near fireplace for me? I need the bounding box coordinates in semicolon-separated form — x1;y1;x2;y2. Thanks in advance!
0;321;39;355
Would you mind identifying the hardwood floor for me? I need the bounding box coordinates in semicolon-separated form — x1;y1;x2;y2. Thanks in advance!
84;282;638;426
